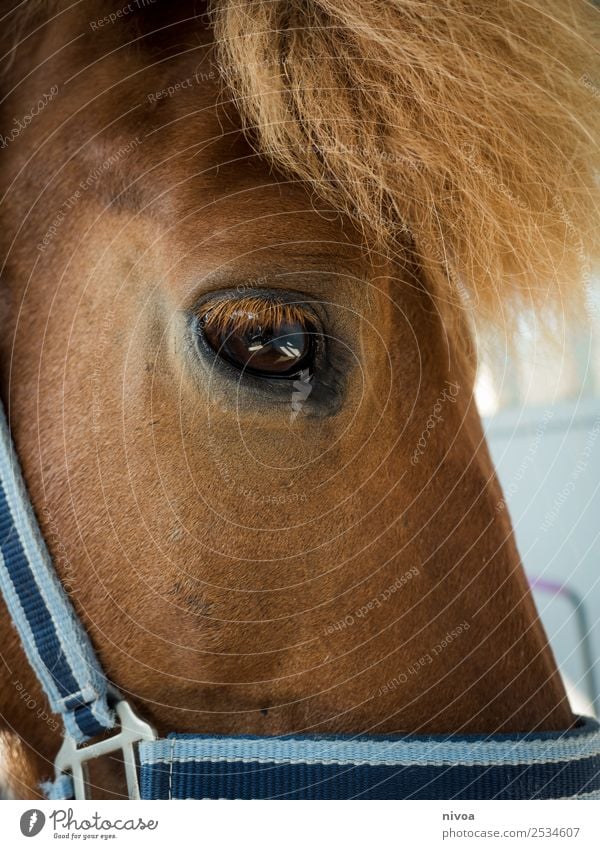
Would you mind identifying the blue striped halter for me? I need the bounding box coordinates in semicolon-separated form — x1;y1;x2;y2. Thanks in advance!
1;400;599;800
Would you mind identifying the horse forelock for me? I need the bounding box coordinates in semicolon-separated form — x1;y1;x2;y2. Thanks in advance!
4;0;600;332
209;1;600;330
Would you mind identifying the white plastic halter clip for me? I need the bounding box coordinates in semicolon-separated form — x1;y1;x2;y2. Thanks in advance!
53;700;157;800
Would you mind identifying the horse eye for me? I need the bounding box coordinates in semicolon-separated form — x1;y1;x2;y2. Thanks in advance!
200;305;316;378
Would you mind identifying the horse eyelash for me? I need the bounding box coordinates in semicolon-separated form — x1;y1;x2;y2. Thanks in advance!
199;297;311;335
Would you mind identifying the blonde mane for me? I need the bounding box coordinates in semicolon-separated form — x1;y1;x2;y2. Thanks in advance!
6;2;600;328
210;0;600;326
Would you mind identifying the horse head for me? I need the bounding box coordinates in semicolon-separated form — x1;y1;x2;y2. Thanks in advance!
0;0;598;797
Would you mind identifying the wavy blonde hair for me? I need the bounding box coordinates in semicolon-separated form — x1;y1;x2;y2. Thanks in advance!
210;0;600;326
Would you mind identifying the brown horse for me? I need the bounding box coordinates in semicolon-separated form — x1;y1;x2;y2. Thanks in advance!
0;1;598;798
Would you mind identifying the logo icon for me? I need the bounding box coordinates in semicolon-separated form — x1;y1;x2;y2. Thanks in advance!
20;810;45;837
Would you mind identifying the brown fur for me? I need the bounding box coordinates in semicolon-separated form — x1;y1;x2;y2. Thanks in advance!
211;0;600;325
0;0;588;798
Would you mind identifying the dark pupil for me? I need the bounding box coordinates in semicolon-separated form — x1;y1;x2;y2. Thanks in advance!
203;312;313;377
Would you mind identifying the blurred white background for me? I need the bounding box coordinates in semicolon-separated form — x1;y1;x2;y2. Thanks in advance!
477;280;600;716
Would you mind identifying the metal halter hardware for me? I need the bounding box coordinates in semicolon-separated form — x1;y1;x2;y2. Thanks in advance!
53;700;156;800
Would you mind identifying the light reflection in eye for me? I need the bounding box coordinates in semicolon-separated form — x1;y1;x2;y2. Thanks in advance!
199;298;317;378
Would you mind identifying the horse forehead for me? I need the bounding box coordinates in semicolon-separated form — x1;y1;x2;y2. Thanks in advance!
29;11;398;309
40;6;222;144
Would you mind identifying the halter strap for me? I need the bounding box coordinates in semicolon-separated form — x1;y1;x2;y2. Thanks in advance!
0;402;115;743
138;720;600;800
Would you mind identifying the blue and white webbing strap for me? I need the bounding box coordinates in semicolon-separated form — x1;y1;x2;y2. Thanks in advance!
138;720;600;800
0;402;115;743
